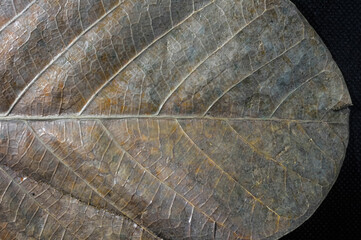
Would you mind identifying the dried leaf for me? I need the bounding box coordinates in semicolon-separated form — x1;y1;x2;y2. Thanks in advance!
0;0;351;239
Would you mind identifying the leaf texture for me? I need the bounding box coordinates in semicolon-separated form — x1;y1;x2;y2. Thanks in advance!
0;0;351;239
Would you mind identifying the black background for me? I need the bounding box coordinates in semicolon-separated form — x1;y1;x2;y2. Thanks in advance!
281;0;361;239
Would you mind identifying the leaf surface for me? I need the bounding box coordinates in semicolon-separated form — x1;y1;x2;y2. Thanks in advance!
0;0;351;239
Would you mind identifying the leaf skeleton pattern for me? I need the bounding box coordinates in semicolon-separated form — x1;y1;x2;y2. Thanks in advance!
0;0;351;239
1;0;214;115
0;165;156;239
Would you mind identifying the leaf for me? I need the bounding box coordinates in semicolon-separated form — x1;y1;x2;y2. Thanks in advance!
0;0;351;239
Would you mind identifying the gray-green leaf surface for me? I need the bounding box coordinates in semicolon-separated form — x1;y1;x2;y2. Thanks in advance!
0;0;351;239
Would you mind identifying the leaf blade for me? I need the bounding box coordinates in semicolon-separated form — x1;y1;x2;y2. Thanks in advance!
0;0;351;239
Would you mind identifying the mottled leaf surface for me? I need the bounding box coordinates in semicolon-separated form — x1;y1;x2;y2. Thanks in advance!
0;0;351;239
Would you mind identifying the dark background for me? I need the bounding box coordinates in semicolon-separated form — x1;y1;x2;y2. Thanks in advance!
282;1;361;239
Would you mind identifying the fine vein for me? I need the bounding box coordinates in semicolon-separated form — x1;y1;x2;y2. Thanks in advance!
175;119;282;217
78;0;216;115
23;121;158;239
225;121;327;188
202;39;306;116
0;0;36;33
269;70;327;117
98;120;245;239
4;1;124;116
0;166;80;240
154;5;272;115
